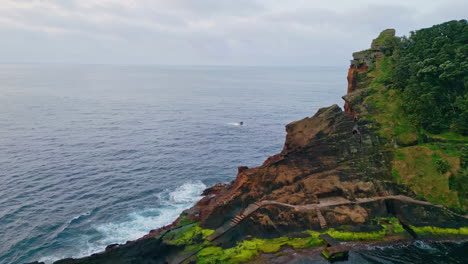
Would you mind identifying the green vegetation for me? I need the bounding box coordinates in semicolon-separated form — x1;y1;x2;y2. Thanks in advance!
391;146;461;209
163;217;468;263
196;236;324;264
363;58;420;143
449;146;468;208
357;20;468;211
161;22;468;264
390;20;468;134
196;218;406;264
321;249;331;259
411;226;468;236
371;29;400;56
321;250;347;261
435;158;450;174
391;169;401;183
177;213;195;226
163;223;214;246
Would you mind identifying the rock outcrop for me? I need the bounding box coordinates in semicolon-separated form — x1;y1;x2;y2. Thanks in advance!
189;103;395;232
51;29;467;264
344;28;396;116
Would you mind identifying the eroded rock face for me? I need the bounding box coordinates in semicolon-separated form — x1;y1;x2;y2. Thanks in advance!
188;104;396;230
345;29;398;116
344;63;369;116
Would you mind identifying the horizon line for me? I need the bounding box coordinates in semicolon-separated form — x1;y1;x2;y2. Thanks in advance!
0;62;346;68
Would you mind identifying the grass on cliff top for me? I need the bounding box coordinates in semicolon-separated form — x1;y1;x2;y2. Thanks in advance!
365;57;468;147
429;133;468;143
392;146;463;210
363;57;419;145
372;29;396;45
361;56;467;211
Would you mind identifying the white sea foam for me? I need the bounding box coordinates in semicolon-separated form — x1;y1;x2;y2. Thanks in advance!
94;180;206;246
40;181;206;263
414;240;436;251
168;181;206;204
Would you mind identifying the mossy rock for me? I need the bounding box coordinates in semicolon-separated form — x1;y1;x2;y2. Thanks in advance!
371;29;396;50
397;133;418;146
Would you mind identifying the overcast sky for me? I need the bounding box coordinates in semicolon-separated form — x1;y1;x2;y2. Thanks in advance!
0;0;465;65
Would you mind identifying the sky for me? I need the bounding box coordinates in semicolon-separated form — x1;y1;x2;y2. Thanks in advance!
0;0;466;66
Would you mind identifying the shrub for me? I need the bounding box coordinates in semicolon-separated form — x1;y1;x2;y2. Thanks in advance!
435;159;450;174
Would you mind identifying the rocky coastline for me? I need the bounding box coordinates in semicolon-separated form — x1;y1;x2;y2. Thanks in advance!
37;26;468;264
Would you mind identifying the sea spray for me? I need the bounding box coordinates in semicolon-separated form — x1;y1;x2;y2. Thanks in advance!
95;181;206;245
39;181;206;263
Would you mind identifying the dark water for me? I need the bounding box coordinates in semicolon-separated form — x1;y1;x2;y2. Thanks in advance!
0;64;345;264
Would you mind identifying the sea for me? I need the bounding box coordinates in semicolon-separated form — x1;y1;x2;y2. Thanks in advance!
0;64;466;264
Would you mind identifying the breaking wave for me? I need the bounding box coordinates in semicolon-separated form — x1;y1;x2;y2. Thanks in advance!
40;181;206;263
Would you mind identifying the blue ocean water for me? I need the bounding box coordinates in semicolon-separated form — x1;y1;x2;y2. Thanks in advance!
0;64;346;263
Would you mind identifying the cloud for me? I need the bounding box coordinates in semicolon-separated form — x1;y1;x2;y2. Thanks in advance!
0;0;465;65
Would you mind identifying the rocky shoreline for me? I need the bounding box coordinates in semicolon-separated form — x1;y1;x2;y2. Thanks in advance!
38;27;468;264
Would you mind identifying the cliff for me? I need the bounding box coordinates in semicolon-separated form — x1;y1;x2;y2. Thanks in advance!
48;26;468;264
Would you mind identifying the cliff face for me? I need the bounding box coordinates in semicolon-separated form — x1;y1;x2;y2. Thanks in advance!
184;29;403;234
343;63;367;116
51;29;468;264
343;28;395;117
190;104;393;231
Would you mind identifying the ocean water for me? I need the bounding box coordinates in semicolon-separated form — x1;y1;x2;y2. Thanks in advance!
0;64;346;264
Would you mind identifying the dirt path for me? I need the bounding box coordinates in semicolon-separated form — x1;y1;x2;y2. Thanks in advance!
207;195;467;242
172;195;465;264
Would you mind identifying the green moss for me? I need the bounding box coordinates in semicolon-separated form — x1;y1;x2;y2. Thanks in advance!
326;229;385;241
197;238;285;263
321;250;331;259
201;228;215;239
177;213;194;226
197;246;223;257
411;226;468;236
353;49;372;58
325;218;404;241
372;29;396;45
195;218;409;263
197;247;228;264
172;219;467;263
164;223;214;246
196;233;325;263
389;219;406;233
